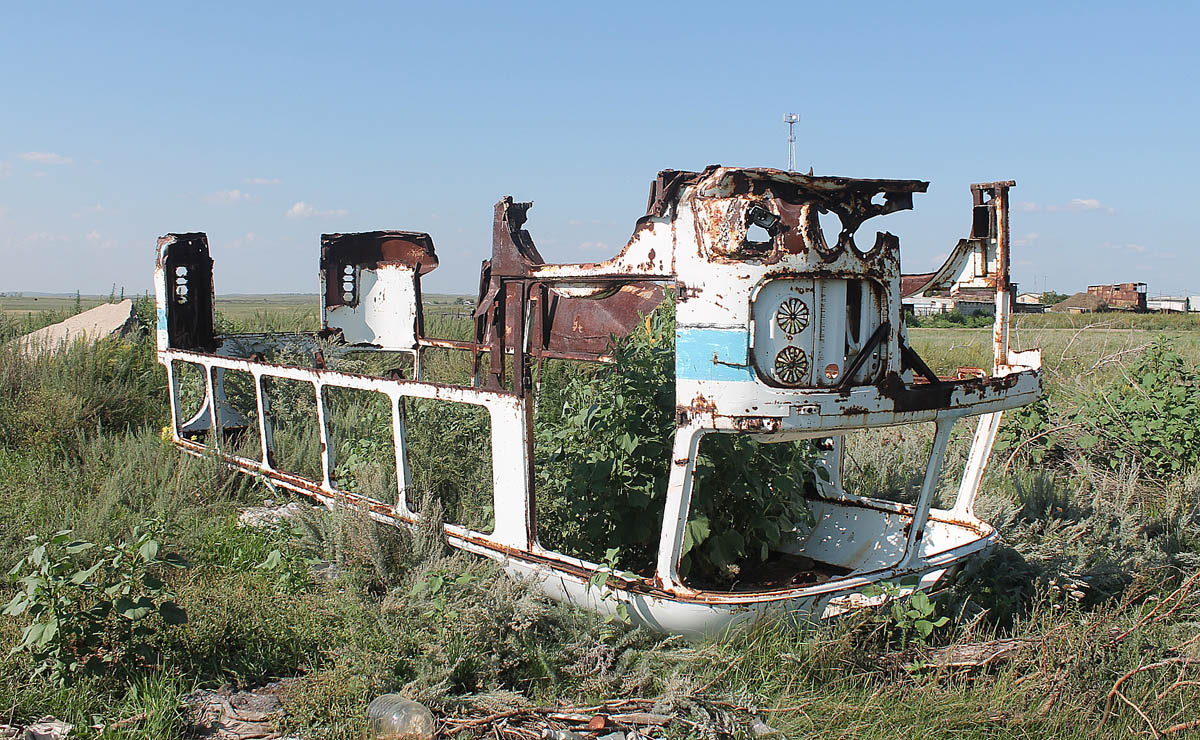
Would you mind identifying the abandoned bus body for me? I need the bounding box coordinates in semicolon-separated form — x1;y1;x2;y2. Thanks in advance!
154;167;1040;638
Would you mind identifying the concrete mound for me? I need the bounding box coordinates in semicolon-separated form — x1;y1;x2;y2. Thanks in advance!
10;300;138;357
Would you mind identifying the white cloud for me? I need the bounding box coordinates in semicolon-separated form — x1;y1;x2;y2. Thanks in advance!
227;232;258;249
18;151;72;165
1015;198;1113;214
286;201;347;219
1064;198;1104;211
206;189;250;203
25;231;69;243
1104;242;1148;254
1012;232;1040;247
576;240;610;251
243;177;281;185
84;229;117;249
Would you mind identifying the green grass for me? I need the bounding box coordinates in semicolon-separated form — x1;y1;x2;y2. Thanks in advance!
0;307;1197;738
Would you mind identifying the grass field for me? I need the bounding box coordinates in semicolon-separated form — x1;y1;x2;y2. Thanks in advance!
0;303;1198;739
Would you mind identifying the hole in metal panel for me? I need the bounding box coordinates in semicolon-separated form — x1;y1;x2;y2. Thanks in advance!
171;360;207;440
816;208;844;252
261;376;322;481
531;358;671;576
216;369;262;462
679;434;844;593
745;222;772;244
324;386;398;505
403;398;493;532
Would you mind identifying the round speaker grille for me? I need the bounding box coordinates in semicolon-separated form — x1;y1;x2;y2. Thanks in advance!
775;297;809;335
774;346;809;385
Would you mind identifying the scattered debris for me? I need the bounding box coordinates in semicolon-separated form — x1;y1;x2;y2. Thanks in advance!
19;717;73;740
887;638;1032;671
750;718;784;737
438;696;798;739
9;299;137;357
187;681;296;739
309;559;344;582
237;501;308;529
365;694;436;740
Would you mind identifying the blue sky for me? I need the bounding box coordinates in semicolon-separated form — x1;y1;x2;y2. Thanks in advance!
2;1;1197;297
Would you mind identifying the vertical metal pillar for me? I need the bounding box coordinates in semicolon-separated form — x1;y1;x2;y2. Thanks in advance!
897;417;956;570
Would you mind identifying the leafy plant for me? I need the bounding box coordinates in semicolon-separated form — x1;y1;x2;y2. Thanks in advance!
1075;338;1200;477
3;520;188;683
536;295;818;584
332;401;393;495
905;311;994;329
865;579;950;648
585;547;632;626
409;567;481;628
994;398;1060;466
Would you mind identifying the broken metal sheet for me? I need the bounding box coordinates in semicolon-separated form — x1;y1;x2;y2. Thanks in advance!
320;231;437;350
153;167;1041;638
156;233;216;352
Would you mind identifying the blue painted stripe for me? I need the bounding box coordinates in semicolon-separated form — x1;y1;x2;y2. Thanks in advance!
675;327;755;382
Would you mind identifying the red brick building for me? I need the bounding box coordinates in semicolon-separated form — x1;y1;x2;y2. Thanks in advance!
1087;282;1147;311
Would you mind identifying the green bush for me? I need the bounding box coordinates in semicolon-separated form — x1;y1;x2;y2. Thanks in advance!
536;296;817;584
905;310;994;328
994;398;1061;467
1076;338;1200;477
3;521;188;684
0;336;165;454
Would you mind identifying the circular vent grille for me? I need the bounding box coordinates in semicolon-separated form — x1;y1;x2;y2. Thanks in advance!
773;346;809;385
775;297;809;335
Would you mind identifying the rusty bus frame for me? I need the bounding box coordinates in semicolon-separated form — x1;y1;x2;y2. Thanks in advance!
154;167;1040;638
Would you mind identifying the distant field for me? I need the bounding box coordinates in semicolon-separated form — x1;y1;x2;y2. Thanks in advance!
911;324;1200;375
0;292;475;327
0;295;115;317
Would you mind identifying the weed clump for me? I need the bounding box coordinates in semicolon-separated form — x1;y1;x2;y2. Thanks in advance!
535;296;818;584
1076;338;1200;477
4;520;188;684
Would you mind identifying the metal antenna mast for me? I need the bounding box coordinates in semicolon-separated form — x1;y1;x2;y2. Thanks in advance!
783;113;799;171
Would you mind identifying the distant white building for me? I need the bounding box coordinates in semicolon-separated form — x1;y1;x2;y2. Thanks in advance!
903;294;957;316
1148;296;1190;313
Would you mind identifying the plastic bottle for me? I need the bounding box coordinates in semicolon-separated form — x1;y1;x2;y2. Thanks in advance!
365;694;436;740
